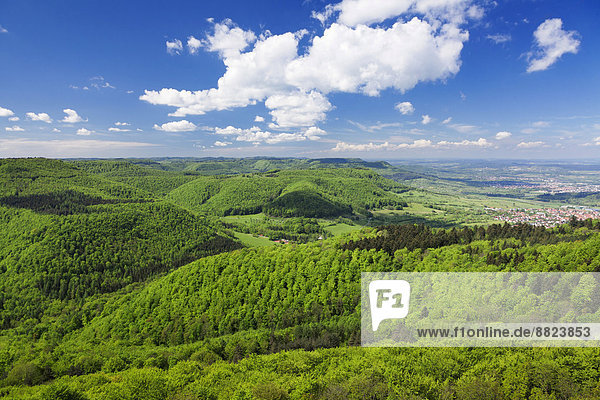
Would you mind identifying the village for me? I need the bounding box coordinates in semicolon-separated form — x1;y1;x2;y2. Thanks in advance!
485;206;600;228
488;178;600;194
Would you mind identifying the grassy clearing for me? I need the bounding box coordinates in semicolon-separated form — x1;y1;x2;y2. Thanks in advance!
323;223;362;236
233;232;276;247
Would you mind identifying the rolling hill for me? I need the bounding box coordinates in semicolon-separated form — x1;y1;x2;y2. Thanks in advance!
167;168;408;217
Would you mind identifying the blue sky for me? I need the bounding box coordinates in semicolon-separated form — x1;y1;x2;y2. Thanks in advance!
1;0;599;159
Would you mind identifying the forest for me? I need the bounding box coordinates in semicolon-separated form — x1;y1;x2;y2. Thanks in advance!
0;157;599;399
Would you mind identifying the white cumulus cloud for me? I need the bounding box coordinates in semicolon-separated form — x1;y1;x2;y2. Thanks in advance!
214;141;232;147
437;138;491;147
333;137;491;151
166;39;184;55
62;109;86;123
517;141;545;148
286;19;467;96
495;131;512;140
527;18;580;73
76;128;93;136
0;106;14;117
304;126;327;140
314;0;481;27
26;112;52;123
5;126;24;132
187;36;202;54
395;101;414;115
213;124;323;144
9;116;19;121
141;32;299;117
202;19;257;58
265;90;332;128
109;127;131;132
153;120;198;132
141;3;471;129
254;115;265;122
421;114;432;125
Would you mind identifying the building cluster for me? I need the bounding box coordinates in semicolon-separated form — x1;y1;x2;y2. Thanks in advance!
485;206;600;228
488;178;600;194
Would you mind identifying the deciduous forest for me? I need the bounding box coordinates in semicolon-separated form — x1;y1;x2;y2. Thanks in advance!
1;158;599;399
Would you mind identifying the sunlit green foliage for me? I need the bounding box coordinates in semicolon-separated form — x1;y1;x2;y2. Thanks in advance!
2;157;600;399
168;168;408;217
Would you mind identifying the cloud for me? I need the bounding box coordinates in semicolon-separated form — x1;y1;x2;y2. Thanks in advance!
187;36;202;54
527;18;580;73
333;141;398;151
449;123;477;133
5;126;24;132
314;0;481;27
52;128;61;133
109;127;131;132
0;106;14;117
141;32;299;117
0;25;7;33
0;138;156;158
9;116;19;121
166;39;184;55
333;137;491;151
349;120;404;133
90;76;115;90
202;19;257;58
254;115;265;122
26;112;52;123
61;108;86;123
395;101;414;115
115;122;130;126
304;126;327;140
153;120;198;132
442;117;452;124
437;138;492;147
213;125;323;144
214;141;232;147
495;131;512;140
142;5;471;128
76;128;93;136
486;34;511;44
286;19;467;96
593;137;600;146
421;115;432;125
265;90;332;128
532;120;550;127
517;141;545;148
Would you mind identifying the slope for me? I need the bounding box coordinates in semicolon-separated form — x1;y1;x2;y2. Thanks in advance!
167;168;408;217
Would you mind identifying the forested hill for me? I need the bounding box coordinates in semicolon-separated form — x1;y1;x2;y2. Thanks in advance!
74;157;403;175
0;158;241;329
2;223;600;398
167;168;408;217
3;157;600;399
